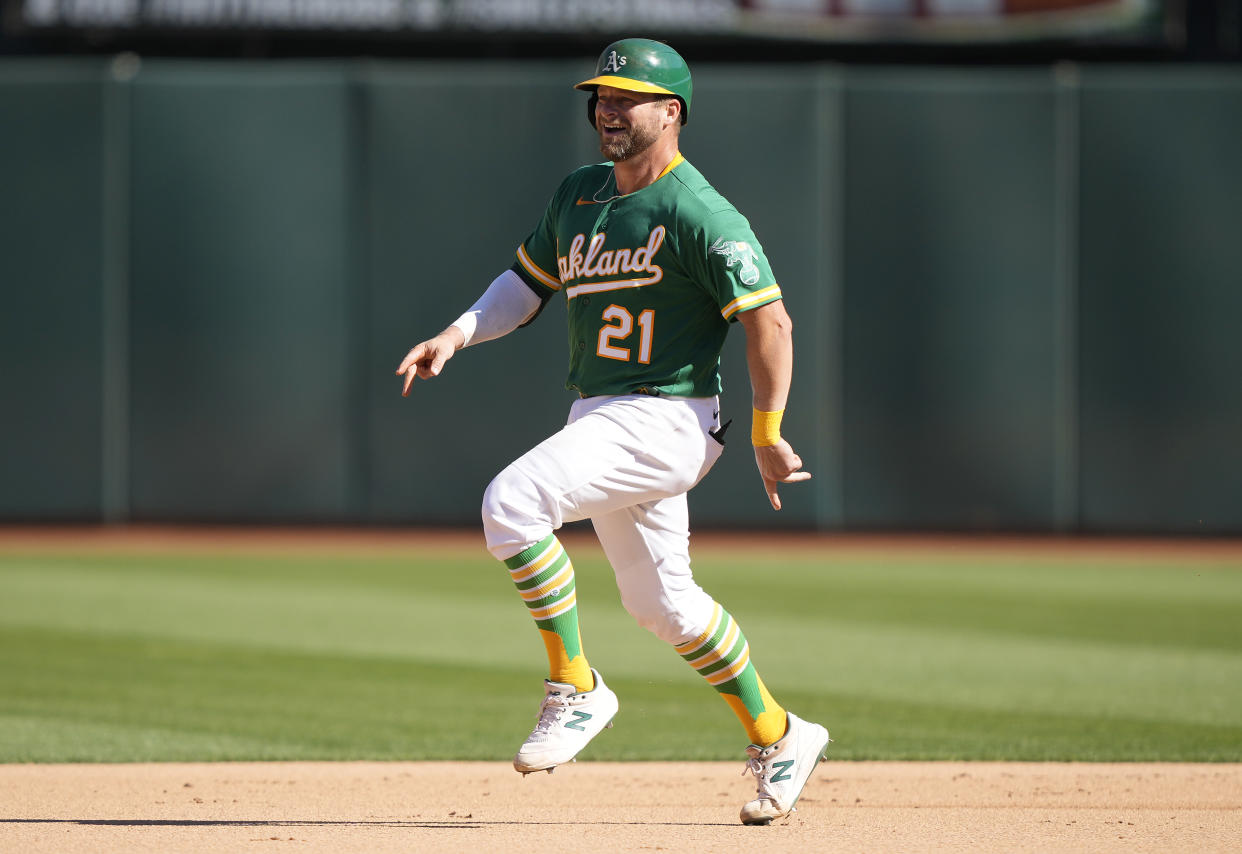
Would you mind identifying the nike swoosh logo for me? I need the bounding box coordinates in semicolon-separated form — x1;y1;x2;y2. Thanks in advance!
575;198;597;206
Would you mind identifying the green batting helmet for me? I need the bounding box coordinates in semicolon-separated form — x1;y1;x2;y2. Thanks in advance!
576;38;693;127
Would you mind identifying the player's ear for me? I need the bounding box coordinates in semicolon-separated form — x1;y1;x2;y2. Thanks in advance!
665;97;681;127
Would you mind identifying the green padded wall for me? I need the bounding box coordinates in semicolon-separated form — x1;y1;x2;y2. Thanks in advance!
842;69;1061;530
1077;69;1242;533
0;63;108;518
127;64;355;520
362;62;590;526
2;58;1239;533
684;66;842;528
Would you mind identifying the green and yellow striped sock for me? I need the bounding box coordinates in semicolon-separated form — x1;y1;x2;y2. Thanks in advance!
675;603;788;747
504;534;593;693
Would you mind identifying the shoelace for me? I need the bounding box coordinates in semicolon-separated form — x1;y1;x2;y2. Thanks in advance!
741;753;777;800
529;693;571;740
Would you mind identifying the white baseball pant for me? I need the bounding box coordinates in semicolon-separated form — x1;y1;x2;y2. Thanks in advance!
481;393;725;646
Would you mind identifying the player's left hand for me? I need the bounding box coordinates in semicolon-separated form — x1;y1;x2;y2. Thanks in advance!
754;440;812;511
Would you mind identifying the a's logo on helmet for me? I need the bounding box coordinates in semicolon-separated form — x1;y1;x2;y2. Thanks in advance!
601;51;627;74
710;238;761;286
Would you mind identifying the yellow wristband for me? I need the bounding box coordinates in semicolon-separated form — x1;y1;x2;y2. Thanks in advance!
751;408;784;447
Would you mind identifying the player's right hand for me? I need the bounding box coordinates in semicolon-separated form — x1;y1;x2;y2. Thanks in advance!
396;329;463;396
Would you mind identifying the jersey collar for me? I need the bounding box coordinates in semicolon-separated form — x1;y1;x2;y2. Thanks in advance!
589;152;684;205
656;152;685;181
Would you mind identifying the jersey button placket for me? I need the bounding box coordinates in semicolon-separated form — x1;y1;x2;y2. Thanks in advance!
580;202;608;358
581;210;603;312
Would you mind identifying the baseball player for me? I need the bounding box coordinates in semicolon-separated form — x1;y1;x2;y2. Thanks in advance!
397;38;830;825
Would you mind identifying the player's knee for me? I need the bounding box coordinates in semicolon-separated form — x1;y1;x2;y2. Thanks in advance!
481;465;552;561
481;470;524;559
618;586;705;646
622;601;691;645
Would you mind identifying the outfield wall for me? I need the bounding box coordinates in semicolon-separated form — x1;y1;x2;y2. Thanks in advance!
2;59;1239;533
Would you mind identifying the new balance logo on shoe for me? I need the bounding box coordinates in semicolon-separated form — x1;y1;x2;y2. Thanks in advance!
565;711;593;731
770;759;794;783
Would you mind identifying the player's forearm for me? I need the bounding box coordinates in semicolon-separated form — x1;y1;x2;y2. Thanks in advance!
740;301;794;412
432;324;467;351
450;270;543;347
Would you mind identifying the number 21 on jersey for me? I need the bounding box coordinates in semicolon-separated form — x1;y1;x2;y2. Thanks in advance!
597;305;653;364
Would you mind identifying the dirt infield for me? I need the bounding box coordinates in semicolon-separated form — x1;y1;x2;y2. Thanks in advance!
2;761;1239;853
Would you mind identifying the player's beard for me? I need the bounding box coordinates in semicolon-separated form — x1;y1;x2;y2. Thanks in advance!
598;119;660;163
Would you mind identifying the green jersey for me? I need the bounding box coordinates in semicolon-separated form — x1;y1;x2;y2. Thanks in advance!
510;155;783;398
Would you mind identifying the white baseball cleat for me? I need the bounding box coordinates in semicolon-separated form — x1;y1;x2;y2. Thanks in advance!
739;712;831;825
513;668;619;775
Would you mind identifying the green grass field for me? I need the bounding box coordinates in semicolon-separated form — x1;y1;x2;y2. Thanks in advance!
2;534;1240;763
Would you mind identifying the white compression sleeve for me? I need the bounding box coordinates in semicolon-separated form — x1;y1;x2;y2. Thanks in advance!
450;269;544;347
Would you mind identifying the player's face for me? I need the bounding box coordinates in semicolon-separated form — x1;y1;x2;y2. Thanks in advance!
594;86;673;162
